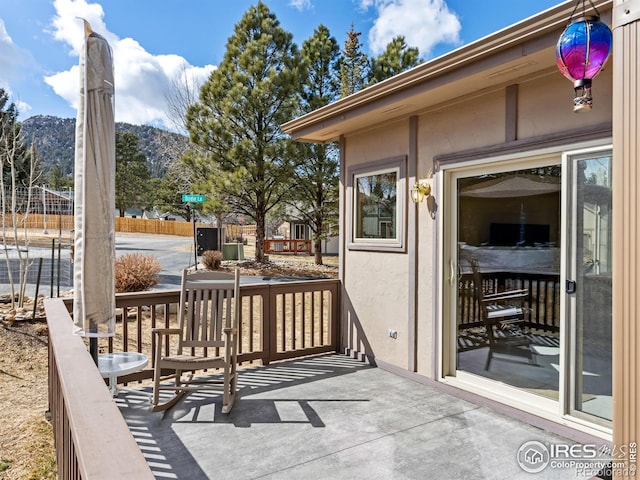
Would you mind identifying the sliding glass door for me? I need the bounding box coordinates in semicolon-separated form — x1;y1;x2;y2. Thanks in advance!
446;146;612;430
454;163;562;399
566;150;612;423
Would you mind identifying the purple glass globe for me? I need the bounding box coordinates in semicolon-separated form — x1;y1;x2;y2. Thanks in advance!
556;16;613;85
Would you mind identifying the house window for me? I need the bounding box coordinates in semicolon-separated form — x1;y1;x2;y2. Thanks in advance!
348;156;406;252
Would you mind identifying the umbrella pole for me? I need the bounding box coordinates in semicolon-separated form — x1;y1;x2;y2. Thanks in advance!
90;338;98;365
89;319;98;365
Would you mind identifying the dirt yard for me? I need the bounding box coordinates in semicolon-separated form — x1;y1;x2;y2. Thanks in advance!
0;296;53;480
0;256;337;479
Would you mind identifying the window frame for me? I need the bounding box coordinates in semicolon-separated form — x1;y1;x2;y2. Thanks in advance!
347;156;407;252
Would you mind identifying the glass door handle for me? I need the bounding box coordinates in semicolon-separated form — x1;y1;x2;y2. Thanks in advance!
450;259;455;285
566;280;576;294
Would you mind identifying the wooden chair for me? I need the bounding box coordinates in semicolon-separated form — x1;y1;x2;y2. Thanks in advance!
469;259;535;370
151;268;240;413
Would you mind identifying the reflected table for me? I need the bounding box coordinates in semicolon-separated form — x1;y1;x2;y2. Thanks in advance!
98;352;148;396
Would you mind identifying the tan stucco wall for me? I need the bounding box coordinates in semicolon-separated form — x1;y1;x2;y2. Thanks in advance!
344;119;408;167
417;89;506;159
518;69;613;138
342;120;412;368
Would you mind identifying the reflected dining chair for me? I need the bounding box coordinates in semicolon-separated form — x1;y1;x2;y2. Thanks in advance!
151;268;240;413
469;259;535;370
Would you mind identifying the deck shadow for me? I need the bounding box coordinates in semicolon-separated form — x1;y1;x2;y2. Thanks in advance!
116;353;370;479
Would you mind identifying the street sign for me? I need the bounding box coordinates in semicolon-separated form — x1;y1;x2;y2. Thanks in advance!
182;194;205;203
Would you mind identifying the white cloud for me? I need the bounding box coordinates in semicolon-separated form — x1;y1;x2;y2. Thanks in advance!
44;0;215;130
0;20;31;85
0;19;37;115
289;0;313;11
0;19;16;88
362;0;461;57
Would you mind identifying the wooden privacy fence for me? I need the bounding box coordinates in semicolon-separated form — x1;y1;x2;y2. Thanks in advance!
116;217;201;236
458;271;561;332
3;213;251;239
46;278;340;479
1;213;74;232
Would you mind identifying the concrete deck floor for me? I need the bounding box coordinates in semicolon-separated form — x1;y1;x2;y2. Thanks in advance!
116;354;608;480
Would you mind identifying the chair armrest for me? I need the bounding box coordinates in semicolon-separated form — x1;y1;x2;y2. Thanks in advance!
223;327;237;335
151;328;181;336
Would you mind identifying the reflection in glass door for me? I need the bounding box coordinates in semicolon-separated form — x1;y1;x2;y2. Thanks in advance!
567;151;612;423
455;165;562;400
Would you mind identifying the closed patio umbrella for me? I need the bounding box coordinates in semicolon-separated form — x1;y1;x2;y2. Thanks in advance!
73;20;115;345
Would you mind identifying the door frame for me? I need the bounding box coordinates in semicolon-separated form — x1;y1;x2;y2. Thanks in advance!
563;145;614;430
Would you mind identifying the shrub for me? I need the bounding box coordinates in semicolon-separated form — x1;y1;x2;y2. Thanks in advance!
202;250;223;270
114;253;161;292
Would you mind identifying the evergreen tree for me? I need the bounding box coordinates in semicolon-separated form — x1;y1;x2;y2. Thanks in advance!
369;36;421;84
339;24;369;97
292;24;340;264
47;163;72;190
115;131;150;217
0;89;29;187
187;2;302;262
302;25;341;111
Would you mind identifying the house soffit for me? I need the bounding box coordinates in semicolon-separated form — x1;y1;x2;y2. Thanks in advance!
282;0;613;144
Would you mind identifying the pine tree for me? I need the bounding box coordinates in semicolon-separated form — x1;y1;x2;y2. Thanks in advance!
187;2;302;262
291;25;340;264
115;131;150;217
369;36;421;84
339;24;369;97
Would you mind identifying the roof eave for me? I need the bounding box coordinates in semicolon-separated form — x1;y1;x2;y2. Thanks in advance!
282;0;613;142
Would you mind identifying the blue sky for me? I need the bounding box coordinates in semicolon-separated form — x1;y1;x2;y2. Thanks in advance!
1;0;565;131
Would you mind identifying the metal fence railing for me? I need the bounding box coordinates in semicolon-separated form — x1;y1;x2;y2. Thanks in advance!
0;241;72;297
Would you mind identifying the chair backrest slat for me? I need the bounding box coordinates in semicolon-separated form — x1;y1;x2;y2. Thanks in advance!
177;270;239;353
469;260;483;304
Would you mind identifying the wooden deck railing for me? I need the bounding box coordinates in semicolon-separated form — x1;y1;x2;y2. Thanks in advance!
46;298;154;479
46;279;340;479
458;272;561;332
264;239;312;256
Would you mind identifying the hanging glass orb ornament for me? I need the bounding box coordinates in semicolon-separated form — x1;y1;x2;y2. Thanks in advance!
556;9;613;112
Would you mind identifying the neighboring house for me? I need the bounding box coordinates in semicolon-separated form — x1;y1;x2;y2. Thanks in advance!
283;0;639;455
117;208;186;221
120;208;143;218
282;217;339;255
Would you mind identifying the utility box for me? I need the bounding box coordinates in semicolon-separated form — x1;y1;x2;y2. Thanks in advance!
222;243;244;260
196;227;222;255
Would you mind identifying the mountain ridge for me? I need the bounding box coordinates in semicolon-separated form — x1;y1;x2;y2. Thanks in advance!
21;115;190;179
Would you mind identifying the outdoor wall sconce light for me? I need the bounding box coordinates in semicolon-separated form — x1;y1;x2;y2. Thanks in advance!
411;180;431;203
556;0;613;112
